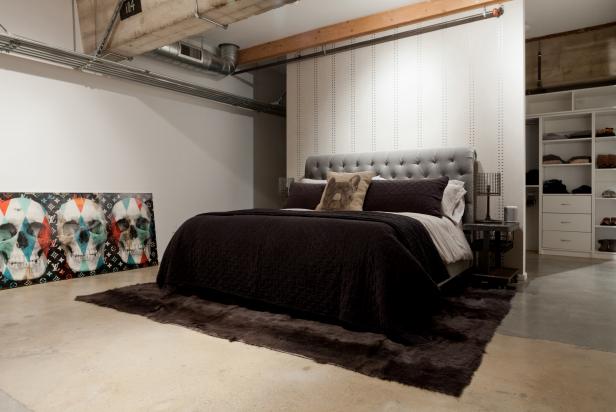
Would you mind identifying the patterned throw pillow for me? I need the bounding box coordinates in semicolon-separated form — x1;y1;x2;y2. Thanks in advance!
316;171;376;211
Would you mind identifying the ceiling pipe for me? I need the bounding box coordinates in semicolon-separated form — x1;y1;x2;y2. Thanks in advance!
153;42;239;75
94;0;124;57
194;0;228;30
0;31;284;116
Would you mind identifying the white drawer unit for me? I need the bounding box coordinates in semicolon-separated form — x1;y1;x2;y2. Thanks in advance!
542;196;591;214
542;230;591;251
542;213;592;232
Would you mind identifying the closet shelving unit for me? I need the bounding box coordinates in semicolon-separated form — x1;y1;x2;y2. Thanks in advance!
526;85;616;259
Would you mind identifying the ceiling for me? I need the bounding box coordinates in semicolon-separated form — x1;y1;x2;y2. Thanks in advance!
201;0;422;49
201;0;616;49
525;0;616;39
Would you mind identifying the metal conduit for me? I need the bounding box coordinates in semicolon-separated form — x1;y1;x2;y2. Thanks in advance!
0;32;285;117
234;6;504;75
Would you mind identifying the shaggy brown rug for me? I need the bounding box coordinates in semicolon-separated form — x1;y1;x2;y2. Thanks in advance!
76;283;514;396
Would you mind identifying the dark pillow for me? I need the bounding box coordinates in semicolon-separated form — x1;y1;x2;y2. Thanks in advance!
363;177;449;217
286;182;326;209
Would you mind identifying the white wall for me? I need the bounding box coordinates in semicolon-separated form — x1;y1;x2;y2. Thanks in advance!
0;1;256;255
286;1;526;270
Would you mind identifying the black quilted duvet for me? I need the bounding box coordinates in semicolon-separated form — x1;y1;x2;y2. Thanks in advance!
157;209;449;336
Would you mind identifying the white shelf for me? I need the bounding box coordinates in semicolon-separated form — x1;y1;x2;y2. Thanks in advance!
575;86;616;111
596;197;616;200
527;86;616;116
543;163;591;167
542;138;592;144
531;86;616;259
544;194;591;196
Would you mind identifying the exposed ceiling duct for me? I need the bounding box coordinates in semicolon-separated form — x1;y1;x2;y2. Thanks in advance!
153;42;239;75
76;0;297;59
0;31;285;116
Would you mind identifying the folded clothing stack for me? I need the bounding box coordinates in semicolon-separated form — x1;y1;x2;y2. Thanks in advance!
543;154;565;164
543;179;568;194
569;155;591;164
543;130;592;141
543;154;591;165
596;127;615;137
572;185;592;194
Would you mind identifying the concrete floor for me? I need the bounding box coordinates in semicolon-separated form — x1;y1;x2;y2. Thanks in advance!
1;254;615;412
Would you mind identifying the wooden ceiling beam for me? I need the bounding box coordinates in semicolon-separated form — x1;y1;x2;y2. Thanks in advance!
239;0;509;65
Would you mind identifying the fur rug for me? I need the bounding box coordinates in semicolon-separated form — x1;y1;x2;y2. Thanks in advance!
76;283;513;396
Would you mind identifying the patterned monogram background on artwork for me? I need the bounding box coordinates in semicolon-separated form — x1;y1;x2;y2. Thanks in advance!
0;193;158;290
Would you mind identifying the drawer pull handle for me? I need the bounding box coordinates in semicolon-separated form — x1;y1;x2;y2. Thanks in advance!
560;203;571;206
560;239;571;242
560;221;571;224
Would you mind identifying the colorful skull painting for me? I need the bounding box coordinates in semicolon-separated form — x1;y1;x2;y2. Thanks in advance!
0;192;157;290
56;198;108;273
0;197;51;281
110;197;153;265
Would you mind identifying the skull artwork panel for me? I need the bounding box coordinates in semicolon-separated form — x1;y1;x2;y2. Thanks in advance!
110;197;153;265
57;197;108;273
0;193;157;291
0;197;51;281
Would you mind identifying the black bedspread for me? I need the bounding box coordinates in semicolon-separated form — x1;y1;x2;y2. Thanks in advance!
157;209;449;336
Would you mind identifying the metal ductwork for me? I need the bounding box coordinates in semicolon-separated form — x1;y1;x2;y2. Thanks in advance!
0;31;285;116
154;42;239;75
76;0;298;58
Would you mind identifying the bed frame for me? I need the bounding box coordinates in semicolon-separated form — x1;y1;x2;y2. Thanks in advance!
304;146;476;283
304;146;476;223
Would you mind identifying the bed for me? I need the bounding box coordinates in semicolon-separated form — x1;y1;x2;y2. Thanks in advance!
157;147;475;338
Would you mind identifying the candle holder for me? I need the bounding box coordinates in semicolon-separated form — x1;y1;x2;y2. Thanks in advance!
475;172;502;222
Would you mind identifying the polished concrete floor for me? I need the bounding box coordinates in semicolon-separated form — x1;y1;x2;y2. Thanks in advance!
1;254;615;412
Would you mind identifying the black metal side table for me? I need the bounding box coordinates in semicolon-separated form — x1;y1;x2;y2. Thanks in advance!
462;221;520;287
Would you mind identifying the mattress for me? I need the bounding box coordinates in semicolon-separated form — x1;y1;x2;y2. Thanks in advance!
287;209;473;266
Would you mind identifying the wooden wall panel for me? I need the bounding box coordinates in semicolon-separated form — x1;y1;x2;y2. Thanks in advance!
526;24;616;91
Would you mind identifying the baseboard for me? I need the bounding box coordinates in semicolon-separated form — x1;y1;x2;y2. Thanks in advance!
539;249;592;258
592;251;616;260
539;249;616;260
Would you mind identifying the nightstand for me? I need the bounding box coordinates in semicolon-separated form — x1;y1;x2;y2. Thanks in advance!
462;221;520;287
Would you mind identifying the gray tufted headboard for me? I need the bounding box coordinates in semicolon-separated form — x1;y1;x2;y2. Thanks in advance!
304;146;476;223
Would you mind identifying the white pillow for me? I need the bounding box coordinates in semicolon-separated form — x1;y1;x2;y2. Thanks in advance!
300;178;327;184
442;180;467;224
302;176;384;184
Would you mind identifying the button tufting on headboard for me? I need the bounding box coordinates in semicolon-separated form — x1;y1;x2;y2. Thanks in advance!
303;147;476;223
